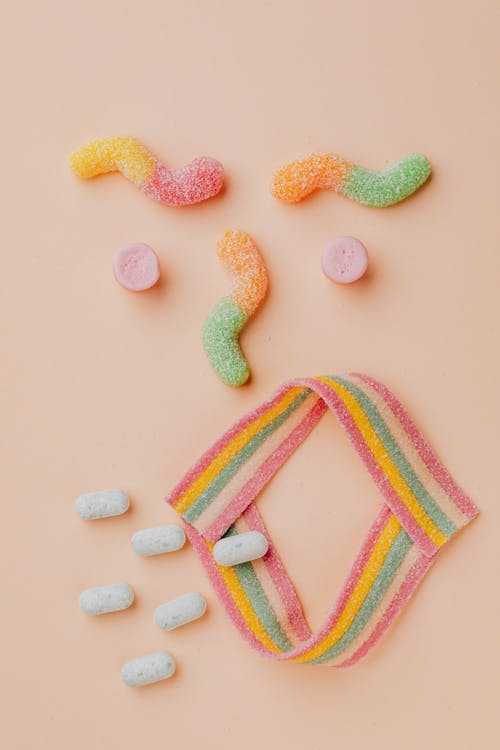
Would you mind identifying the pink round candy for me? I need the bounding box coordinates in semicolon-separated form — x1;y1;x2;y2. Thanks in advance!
113;243;160;291
321;236;368;284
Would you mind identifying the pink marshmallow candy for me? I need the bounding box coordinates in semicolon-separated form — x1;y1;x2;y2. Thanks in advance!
113;243;160;291
321;236;368;284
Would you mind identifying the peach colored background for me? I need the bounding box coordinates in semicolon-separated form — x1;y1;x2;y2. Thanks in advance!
1;1;499;748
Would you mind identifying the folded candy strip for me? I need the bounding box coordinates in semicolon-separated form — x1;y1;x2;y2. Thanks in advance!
166;374;478;666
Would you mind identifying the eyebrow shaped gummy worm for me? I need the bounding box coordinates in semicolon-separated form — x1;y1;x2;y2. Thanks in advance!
271;152;431;206
202;230;268;387
69;136;224;206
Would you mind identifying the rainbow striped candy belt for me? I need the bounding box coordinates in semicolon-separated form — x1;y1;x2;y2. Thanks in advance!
166;374;478;666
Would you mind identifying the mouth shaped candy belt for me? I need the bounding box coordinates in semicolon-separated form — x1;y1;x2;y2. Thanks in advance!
167;374;478;667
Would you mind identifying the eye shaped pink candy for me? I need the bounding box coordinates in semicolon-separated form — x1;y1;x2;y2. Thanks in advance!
321;236;368;284
113;243;160;291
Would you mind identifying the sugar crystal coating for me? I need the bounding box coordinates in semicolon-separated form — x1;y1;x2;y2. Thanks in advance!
202;298;249;386
202;231;268;387
342;153;431;207
272;153;349;203
70;136;155;184
143;156;224;206
218;230;268;315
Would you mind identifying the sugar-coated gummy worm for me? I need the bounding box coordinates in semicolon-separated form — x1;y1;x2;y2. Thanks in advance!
271;152;431;206
121;652;176;687
202;230;268;387
69;136;224;206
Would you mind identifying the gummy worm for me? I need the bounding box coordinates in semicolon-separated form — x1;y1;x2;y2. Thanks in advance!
271;152;431;206
69;136;224;206
202;231;268;387
166;374;478;666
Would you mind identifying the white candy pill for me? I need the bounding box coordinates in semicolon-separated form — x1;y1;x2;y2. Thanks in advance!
75;489;129;520
79;583;134;615
213;531;269;566
121;651;176;687
131;524;186;557
154;592;207;631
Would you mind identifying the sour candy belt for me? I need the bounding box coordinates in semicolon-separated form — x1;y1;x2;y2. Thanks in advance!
167;374;478;666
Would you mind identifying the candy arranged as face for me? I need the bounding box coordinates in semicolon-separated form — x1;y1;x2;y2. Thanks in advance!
71;138;444;680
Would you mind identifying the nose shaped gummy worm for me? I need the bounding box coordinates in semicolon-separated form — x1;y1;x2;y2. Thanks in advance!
202;230;268;387
69;136;224;206
271;152;431;206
